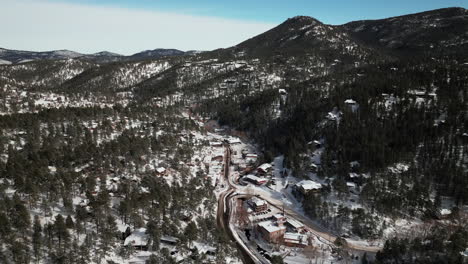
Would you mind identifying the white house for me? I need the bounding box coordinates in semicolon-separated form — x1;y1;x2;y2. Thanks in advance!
124;228;149;250
295;180;322;194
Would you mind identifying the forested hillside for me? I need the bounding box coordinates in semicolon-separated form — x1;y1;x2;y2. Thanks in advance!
0;7;467;264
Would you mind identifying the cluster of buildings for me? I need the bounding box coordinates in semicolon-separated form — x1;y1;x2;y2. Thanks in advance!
240;162;273;186
245;197;310;248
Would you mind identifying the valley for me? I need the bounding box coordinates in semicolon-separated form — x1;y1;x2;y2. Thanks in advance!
0;6;467;264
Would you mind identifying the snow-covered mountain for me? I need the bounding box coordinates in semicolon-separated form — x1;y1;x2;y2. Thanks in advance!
0;48;84;64
342;7;468;55
0;48;195;64
128;49;187;60
0;7;467;264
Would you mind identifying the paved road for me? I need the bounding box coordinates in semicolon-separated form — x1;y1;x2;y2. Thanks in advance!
217;143;381;264
216;144;258;264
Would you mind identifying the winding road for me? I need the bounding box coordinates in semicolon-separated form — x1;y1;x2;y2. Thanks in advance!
217;144;258;264
216;143;381;264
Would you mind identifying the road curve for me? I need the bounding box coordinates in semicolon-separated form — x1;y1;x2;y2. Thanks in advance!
217;143;381;264
216;144;257;264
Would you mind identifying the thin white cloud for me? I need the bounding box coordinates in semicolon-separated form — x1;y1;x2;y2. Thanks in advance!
0;0;275;55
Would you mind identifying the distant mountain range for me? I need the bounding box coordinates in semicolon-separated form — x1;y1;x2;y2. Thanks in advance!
1;7;466;66
0;48;199;64
227;7;468;58
0;9;467;263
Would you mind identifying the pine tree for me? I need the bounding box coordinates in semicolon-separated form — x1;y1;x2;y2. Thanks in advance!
11;194;31;238
184;221;198;246
65;215;74;229
54;214;70;250
32;215;42;262
146;220;161;250
0;212;11;239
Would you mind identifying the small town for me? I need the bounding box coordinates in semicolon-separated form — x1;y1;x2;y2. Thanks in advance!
1;1;468;264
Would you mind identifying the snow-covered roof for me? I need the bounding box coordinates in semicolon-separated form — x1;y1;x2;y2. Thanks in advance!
279;89;287;94
244;174;266;183
161;235;179;244
258;221;286;233
284;232;308;246
228;137;241;144
193;242;217;254
286;218;304;229
440;208;452;216
124;228;149;247
344;99;357;104
250;197;267;207
272;214;285;220
346;182;356;188
296;180;322;191
326;110;342;121
258;163;272;172
210;141;223;146
156;167;166;173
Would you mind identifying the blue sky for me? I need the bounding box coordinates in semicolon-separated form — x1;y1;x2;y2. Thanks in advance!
0;0;466;55
50;0;467;24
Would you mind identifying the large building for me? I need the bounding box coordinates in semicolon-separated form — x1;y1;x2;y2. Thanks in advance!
257;163;272;175
286;218;305;233
243;174;268;185
257;220;286;243
283;233;309;248
295;180;322;195
248;197;268;212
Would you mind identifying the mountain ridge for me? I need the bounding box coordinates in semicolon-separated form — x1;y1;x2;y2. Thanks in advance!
0;47;192;64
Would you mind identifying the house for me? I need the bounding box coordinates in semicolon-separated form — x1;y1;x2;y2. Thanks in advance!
124;228;149;250
345;99;359;112
295;180;322;195
272;214;286;222
326;109;342;121
257;163;273;175
286;219;305;233
156;167;166;176
210;141;223;147
248;197;268;212
283;233;309;248
461;248;468;264
243;174;268;186
346;182;357;189
227;137;242;145
245;153;258;163
258;221;286;243
349;161;360;169
160;235;179;246
308;140;322;150
309;163;319;173
211;155;224;162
